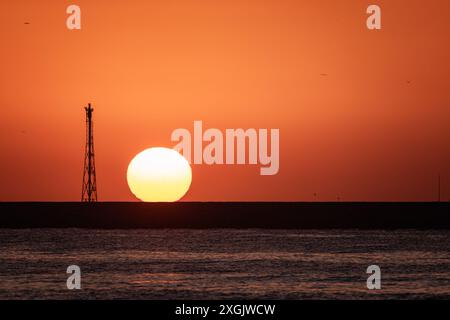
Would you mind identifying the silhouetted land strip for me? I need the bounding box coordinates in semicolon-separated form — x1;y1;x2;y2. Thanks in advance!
0;202;449;229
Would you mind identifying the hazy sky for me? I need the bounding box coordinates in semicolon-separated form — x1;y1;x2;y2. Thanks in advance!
1;0;449;201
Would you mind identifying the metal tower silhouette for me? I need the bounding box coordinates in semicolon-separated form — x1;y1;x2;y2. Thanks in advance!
81;103;98;202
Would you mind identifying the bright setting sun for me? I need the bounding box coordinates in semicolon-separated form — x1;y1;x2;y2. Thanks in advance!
127;147;192;202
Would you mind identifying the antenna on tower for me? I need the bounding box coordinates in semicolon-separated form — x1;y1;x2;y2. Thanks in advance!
82;103;98;202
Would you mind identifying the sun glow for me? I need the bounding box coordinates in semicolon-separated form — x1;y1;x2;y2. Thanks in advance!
127;147;192;202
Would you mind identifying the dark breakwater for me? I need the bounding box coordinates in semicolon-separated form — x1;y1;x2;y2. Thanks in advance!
0;202;449;229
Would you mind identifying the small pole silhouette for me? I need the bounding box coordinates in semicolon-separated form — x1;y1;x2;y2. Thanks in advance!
438;174;441;202
81;104;97;202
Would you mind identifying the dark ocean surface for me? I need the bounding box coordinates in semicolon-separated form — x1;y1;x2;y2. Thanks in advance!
0;229;449;299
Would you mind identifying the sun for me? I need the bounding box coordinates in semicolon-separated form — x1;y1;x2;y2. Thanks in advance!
127;147;192;202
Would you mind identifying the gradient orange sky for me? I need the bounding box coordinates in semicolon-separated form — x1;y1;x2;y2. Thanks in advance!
1;0;449;201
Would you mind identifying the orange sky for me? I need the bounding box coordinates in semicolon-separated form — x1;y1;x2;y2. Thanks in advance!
1;0;449;201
